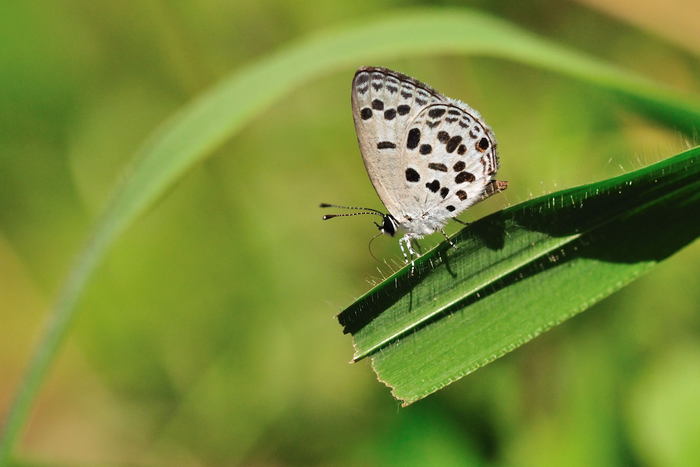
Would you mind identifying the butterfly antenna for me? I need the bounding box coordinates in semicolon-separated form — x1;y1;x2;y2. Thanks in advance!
322;211;383;220
320;203;384;214
320;203;384;220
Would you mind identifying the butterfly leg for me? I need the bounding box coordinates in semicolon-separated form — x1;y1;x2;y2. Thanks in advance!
440;229;457;249
398;236;408;263
399;235;417;274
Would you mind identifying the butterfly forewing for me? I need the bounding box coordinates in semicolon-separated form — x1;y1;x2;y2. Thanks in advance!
401;102;498;220
351;67;444;219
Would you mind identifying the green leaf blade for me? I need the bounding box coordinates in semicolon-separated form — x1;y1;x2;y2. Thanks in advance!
340;148;700;405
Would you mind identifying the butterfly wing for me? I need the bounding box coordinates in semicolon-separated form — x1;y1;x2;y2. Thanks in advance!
399;101;499;222
351;67;444;219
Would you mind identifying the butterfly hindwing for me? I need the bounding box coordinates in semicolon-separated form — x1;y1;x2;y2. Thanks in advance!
401;102;498;220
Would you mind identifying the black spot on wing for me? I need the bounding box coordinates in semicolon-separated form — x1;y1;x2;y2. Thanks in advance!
377;141;396;149
477;137;490;152
360;108;372;120
419;144;432;155
428;107;446;118
371;73;383;91
428;162;447;172
384;108;396;120
407;128;421;149
397;104;410;115
405;168;420;182
446;136;463;153
372;99;384;110
455;172;475;184
425;180;440;193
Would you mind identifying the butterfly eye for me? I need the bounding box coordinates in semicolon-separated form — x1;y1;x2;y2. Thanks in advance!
381;215;397;236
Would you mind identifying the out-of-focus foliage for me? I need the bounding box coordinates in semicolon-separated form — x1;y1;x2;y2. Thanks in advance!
1;1;698;465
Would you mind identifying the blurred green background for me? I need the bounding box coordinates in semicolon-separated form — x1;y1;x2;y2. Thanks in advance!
1;0;699;465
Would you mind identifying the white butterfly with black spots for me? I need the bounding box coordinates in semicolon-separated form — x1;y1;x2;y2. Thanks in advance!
322;66;507;266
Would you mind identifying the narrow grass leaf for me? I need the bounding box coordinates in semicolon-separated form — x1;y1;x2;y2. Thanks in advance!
339;148;700;405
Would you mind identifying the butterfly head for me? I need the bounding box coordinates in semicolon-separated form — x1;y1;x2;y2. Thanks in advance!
320;203;398;237
375;213;399;237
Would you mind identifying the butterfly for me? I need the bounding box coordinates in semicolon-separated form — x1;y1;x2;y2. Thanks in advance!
322;66;508;266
